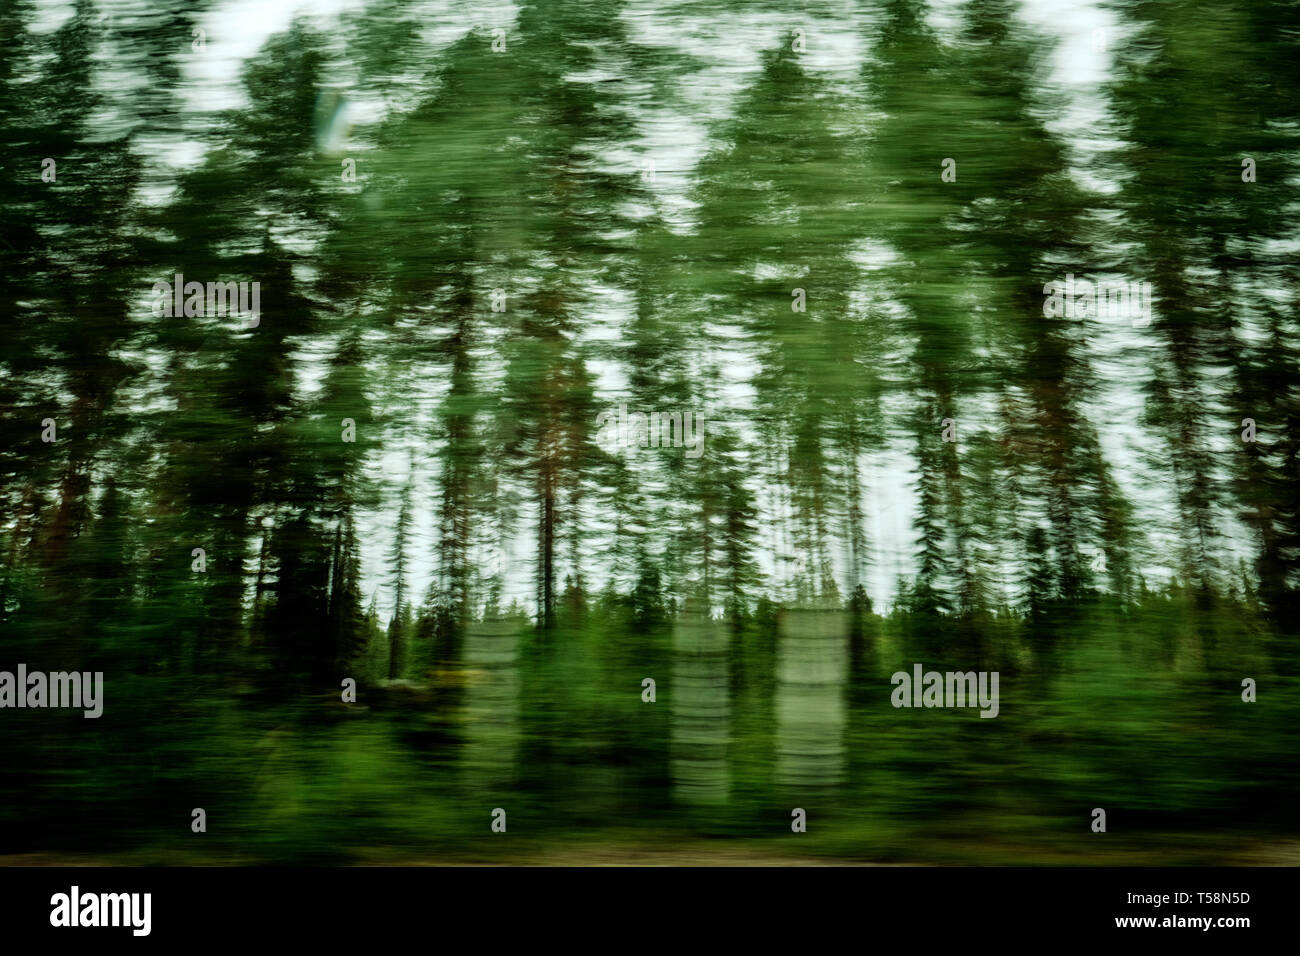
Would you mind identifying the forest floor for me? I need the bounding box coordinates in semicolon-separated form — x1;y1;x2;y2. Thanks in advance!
4;834;1297;866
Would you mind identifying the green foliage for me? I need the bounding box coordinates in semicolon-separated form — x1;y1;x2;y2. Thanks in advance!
0;0;1296;863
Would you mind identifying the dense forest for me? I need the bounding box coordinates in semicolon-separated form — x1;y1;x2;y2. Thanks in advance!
1;0;1298;864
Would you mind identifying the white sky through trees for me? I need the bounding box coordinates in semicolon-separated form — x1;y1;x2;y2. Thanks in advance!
46;0;1247;621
